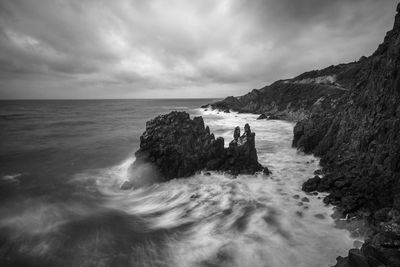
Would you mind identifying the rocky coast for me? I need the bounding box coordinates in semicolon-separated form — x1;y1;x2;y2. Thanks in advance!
205;3;400;266
122;3;400;266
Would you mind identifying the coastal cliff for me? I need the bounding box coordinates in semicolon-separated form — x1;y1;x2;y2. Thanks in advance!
206;3;400;266
202;63;365;120
294;4;400;266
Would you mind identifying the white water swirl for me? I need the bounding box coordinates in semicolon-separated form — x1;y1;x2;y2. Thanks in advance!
82;109;358;267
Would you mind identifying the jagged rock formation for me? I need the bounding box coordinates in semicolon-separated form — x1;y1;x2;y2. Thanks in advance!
124;111;269;188
292;4;400;267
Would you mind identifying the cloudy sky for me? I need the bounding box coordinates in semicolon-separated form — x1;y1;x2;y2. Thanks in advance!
0;0;398;99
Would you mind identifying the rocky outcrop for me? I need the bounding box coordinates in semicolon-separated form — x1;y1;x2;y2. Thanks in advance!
336;210;400;267
256;113;284;120
301;176;321;192
292;3;400;266
124;111;269;188
204;74;346;121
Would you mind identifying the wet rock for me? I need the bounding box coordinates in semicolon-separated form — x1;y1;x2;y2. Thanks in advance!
257;114;267;120
302;176;321;192
224;123;270;176
257;113;283;120
335;256;351;267
120;181;134;190
340;223;400;267
126;111;269;185
348;249;370;267
381;222;400;242
301;197;310;202
374;208;392;223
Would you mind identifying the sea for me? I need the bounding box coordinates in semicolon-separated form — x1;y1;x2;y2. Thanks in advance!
0;99;358;267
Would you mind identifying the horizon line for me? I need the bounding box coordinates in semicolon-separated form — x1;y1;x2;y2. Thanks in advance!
0;97;222;101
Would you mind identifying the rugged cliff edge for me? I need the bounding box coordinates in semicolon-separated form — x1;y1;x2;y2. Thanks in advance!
292;3;400;267
122;111;269;189
202;63;363;120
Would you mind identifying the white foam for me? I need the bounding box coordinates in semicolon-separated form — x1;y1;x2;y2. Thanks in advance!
2;173;22;183
72;156;135;195
77;109;357;267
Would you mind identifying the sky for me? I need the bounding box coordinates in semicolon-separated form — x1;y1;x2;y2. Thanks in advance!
0;0;398;99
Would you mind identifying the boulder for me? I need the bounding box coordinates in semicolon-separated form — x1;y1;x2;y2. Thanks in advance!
257;113;283;120
257;114;267;120
124;111;269;188
302;176;321;192
348;249;370;267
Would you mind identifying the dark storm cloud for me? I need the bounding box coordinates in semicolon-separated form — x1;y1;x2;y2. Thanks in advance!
0;0;398;99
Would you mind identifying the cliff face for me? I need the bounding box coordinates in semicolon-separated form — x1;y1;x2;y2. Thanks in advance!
204;62;368;120
293;4;400;266
206;81;346;121
293;4;400;215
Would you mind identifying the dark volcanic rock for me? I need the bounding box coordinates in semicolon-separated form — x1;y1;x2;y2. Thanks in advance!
257;114;268;120
290;4;400;267
206;77;345;121
257;113;284;120
126;111;269;186
302;176;321;192
293;3;400;213
293;4;400;213
224;123;270;175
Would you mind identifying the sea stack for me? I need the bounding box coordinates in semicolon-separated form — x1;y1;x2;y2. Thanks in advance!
124;111;269;188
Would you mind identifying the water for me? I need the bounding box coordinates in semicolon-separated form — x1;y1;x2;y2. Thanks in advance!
0;100;357;267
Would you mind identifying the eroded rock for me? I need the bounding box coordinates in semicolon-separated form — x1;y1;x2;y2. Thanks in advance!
123;111;269;188
302;176;321;192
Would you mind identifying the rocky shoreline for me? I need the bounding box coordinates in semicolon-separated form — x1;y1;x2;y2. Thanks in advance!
293;4;400;266
123;3;399;265
205;3;400;266
202;81;345;122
